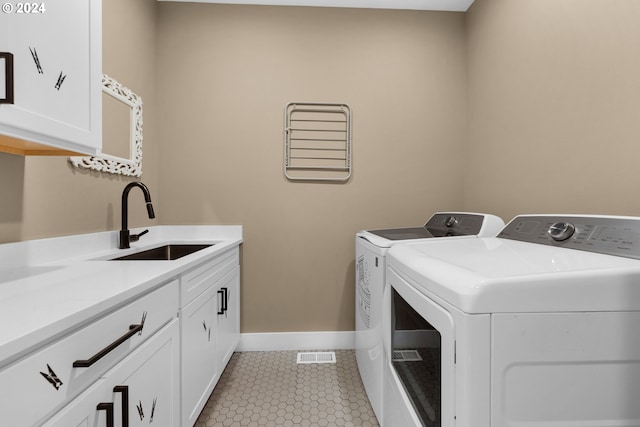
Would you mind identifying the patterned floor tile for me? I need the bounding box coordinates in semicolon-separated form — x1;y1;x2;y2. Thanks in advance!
194;350;379;427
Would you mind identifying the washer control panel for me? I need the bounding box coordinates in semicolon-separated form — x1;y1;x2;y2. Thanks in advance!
548;222;576;241
444;215;459;228
498;215;640;259
426;213;485;237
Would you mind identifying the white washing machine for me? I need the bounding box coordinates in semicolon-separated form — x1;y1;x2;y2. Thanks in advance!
355;212;504;423
384;214;640;427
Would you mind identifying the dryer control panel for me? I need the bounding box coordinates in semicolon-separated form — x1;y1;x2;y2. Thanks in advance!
498;215;640;260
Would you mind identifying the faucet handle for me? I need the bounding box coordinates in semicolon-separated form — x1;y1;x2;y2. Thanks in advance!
130;229;150;242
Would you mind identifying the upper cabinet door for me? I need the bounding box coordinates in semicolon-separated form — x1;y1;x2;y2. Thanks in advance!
0;0;102;155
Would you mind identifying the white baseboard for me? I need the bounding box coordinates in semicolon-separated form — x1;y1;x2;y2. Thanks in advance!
237;331;355;352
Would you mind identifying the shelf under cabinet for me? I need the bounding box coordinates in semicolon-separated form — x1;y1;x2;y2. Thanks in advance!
0;134;86;156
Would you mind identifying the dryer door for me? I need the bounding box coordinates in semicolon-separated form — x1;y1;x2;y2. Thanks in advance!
386;268;456;427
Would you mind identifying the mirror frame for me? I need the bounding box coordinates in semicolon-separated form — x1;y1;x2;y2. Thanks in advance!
69;74;143;176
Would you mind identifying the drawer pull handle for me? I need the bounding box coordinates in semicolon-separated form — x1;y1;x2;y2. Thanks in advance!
222;287;228;313
217;290;224;315
73;324;143;368
97;402;115;427
217;287;229;315
0;52;14;104
114;385;129;427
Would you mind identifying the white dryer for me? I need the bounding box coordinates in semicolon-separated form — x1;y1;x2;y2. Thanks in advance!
355;212;504;423
384;215;640;427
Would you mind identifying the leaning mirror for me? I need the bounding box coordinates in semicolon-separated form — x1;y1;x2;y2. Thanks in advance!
69;74;143;176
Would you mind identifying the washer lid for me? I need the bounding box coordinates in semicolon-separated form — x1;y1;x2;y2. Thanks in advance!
387;237;640;314
366;226;434;241
358;212;504;248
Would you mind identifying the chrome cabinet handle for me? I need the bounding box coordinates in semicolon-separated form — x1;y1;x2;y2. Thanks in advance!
114;385;129;427
0;52;14;104
73;324;143;368
97;402;115;427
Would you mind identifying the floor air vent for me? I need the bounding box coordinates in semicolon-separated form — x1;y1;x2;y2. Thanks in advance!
393;350;423;362
297;352;336;364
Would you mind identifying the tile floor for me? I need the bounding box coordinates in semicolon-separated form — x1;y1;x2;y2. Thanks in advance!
194;350;380;427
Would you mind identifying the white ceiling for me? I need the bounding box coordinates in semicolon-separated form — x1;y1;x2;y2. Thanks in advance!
157;0;475;12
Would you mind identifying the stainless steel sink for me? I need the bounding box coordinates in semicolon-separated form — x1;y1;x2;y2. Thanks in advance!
109;244;214;261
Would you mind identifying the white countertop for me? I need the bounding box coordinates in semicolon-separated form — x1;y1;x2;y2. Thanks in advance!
0;225;242;367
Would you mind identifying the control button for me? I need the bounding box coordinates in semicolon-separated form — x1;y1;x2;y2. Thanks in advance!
445;216;458;228
548;222;576;241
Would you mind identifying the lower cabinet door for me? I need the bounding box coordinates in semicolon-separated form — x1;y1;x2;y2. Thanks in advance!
181;284;219;427
104;319;180;427
41;379;110;427
216;267;240;369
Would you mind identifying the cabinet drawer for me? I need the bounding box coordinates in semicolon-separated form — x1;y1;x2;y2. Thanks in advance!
181;247;239;307
0;280;178;426
43;320;180;427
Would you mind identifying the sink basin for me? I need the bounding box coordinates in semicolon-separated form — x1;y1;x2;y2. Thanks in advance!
110;244;214;261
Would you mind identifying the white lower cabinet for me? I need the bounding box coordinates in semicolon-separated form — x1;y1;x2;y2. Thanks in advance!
180;252;240;427
43;319;180;427
1;245;241;427
0;280;178;426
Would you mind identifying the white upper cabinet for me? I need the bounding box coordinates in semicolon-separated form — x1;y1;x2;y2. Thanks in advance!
0;0;102;155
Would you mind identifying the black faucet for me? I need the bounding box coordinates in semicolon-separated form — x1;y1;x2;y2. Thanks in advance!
119;182;156;249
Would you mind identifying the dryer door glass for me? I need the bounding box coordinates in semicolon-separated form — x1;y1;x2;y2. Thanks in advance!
391;289;442;427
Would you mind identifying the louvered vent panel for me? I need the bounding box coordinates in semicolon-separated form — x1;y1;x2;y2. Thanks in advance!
284;102;352;182
392;350;423;362
296;352;337;364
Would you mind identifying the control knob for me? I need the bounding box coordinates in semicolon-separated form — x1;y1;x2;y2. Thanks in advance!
548;222;575;241
445;216;458;228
